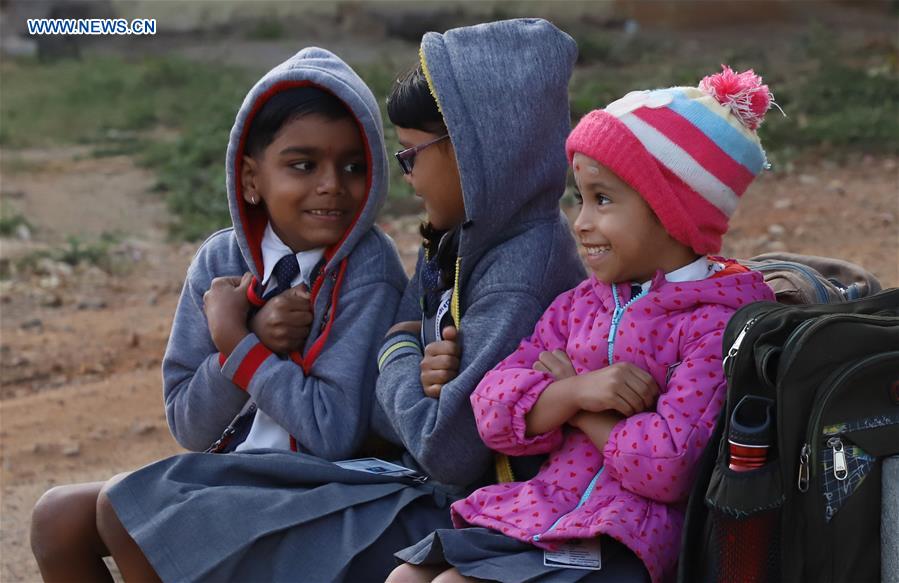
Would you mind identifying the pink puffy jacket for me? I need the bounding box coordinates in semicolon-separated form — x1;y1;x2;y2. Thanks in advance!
451;262;774;582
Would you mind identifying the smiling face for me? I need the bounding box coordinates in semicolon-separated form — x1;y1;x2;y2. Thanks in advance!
571;153;698;284
241;114;367;253
395;126;465;231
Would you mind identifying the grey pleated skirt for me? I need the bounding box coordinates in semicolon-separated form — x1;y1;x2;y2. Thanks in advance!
106;450;456;582
395;527;651;583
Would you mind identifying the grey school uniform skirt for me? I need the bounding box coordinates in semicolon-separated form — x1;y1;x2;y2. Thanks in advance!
395;527;651;583
106;450;456;582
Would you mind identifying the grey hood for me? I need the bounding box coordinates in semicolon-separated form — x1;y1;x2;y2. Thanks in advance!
225;47;389;278
419;18;577;258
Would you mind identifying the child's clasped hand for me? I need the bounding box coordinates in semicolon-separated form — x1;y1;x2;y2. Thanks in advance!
203;273;253;355
250;284;313;356
420;326;460;398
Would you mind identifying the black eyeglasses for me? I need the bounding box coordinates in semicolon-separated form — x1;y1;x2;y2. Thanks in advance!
394;134;449;175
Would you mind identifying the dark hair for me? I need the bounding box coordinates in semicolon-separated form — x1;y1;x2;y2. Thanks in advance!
387;63;446;134
390;63;456;283
244;87;353;158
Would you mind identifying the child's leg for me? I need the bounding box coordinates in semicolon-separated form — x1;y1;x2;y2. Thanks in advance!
386;564;483;583
96;473;161;583
432;567;482;582
386;563;451;582
30;481;112;583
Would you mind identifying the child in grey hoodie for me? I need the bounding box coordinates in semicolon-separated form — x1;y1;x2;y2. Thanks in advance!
29;47;406;582
32;20;587;583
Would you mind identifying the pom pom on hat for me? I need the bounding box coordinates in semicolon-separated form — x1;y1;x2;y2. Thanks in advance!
698;65;774;131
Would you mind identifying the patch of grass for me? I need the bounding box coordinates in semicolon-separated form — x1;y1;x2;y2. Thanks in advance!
570;27;667;67
760;23;899;163
8;233;124;279
0;204;31;236
0;151;42;175
55;233;120;267
1;57;160;147
575;33;614;64
246;18;286;40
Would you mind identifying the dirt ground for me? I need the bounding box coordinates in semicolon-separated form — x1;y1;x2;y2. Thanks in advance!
1;140;896;581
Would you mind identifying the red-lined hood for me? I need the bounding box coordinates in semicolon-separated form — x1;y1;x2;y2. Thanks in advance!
225;47;389;279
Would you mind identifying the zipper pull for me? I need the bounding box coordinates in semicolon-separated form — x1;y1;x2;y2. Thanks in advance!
828;437;848;481
797;443;810;492
722;317;757;372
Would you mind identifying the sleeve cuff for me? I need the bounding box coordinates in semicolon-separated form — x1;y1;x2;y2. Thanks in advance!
377;332;422;372
509;379;564;449
220;333;274;391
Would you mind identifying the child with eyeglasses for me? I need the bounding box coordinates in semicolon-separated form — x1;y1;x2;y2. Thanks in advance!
358;18;588;579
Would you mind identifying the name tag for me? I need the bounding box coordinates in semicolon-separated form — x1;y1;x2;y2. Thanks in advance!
334;457;418;477
543;538;602;570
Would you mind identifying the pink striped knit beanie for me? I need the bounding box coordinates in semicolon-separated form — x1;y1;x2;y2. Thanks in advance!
565;66;775;254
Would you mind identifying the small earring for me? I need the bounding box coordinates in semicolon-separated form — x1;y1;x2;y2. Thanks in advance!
249;195;257;204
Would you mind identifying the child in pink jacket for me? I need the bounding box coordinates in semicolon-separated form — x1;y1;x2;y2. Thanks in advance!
388;67;778;583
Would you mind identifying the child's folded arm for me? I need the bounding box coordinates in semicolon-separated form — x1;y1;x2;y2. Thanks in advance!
471;369;562;456
470;289;576;455
601;322;728;503
375;288;545;486
223;279;402;460
163;265;250;451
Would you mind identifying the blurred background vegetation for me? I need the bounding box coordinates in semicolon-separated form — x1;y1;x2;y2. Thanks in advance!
1;0;896;241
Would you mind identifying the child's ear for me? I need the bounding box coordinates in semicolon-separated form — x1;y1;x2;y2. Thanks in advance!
241;155;260;205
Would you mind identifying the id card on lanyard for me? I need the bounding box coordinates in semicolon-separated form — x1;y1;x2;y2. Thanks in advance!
433;288;453;341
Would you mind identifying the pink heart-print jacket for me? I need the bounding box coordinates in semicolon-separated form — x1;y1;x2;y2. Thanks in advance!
451;261;775;582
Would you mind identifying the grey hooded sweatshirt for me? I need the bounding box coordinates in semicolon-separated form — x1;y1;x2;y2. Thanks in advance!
375;19;587;487
162;47;407;460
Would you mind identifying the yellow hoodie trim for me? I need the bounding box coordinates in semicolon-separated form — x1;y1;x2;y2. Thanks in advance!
495;453;515;483
451;256;461;326
419;47;444;116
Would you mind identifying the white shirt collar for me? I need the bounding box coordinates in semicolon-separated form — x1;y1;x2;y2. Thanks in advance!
638;256;721;292
260;223;325;289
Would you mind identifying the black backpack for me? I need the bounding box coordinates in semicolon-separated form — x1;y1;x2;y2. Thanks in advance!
678;286;899;583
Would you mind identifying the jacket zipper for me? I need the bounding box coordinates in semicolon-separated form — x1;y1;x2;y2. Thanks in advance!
531;285;646;543
532;468;605;542
607;284;649;365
